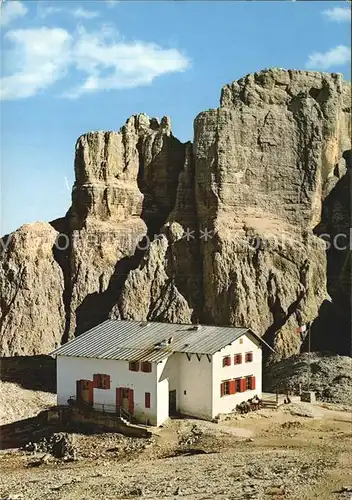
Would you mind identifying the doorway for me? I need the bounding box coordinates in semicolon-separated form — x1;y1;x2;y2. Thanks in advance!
116;387;134;414
121;388;130;411
76;379;93;405
169;390;177;415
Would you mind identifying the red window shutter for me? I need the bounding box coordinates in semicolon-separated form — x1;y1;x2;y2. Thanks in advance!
145;392;151;408
238;354;242;364
229;380;235;395
128;389;134;414
93;374;100;388
76;380;81;401
240;378;246;392
88;381;94;403
104;375;110;390
220;382;224;397
116;387;122;407
142;362;152;373
250;376;256;390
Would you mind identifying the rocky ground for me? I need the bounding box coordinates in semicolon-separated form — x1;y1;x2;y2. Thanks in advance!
1;402;351;500
263;353;352;405
0;381;56;426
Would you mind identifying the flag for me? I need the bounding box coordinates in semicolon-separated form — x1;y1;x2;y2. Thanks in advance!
297;323;309;342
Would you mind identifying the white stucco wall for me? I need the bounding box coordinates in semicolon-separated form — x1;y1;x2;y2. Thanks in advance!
211;333;262;418
177;352;212;420
156;360;170;426
56;355;158;425
158;352;212;421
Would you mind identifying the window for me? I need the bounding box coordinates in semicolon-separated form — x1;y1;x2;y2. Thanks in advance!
235;378;241;393
239;338;243;344
93;374;110;389
184;390;187;395
221;380;236;397
129;361;139;372
234;353;242;364
236;378;246;393
221;380;230;396
145;392;151;408
245;352;253;363
141;361;152;373
246;376;256;390
222;356;231;367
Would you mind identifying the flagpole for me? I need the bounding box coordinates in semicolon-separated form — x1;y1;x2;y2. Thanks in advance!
307;322;311;391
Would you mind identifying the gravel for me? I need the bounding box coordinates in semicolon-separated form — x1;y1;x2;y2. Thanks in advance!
1;405;351;500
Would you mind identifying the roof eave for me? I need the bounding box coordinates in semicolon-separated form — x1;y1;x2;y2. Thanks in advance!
247;328;275;352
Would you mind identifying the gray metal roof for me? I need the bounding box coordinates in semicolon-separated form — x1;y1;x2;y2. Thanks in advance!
50;320;266;362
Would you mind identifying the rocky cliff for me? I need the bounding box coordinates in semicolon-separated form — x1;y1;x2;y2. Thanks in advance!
1;69;351;358
0;223;65;355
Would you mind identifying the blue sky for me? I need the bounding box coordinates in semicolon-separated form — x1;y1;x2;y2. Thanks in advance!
1;0;351;235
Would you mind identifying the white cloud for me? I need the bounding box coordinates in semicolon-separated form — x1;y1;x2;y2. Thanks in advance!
305;45;351;70
0;0;28;27
0;25;191;100
0;28;72;100
72;7;100;19
36;4;98;20
322;7;351;22
105;0;119;7
64;27;190;98
37;4;63;19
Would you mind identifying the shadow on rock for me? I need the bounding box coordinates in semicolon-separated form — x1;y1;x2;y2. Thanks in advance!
0;355;55;393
